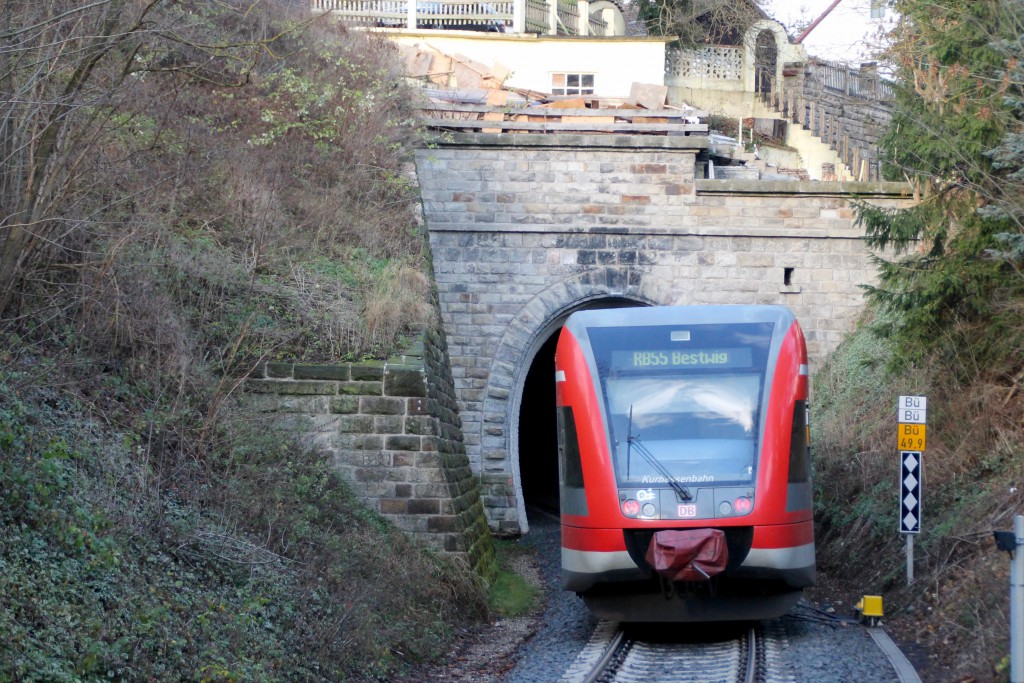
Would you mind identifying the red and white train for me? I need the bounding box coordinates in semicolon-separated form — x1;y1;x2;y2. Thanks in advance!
554;305;814;621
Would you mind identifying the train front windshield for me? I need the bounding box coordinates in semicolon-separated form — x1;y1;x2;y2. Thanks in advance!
588;322;775;487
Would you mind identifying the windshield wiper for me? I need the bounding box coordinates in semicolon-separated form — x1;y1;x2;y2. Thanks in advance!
626;405;692;502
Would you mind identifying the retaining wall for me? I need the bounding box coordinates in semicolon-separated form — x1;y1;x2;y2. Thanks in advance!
245;321;495;577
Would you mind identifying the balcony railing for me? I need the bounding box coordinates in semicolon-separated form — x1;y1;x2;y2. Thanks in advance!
555;0;577;33
814;59;895;101
524;0;547;32
666;46;743;81
313;0;513;28
311;0;617;35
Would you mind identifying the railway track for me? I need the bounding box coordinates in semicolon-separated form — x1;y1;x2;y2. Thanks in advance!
562;620;782;683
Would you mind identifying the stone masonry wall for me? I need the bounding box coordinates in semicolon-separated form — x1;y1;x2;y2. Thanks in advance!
415;133;913;533
245;322;495;578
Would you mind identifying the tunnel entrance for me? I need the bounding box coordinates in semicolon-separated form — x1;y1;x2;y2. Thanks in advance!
516;297;646;520
518;331;561;512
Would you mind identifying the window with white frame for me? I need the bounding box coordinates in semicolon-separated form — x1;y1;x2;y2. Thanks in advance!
552;73;595;96
870;0;886;18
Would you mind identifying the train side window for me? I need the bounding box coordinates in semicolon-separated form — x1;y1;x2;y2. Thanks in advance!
788;400;811;483
557;406;585;489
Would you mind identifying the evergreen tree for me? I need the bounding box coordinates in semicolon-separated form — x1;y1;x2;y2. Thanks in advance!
857;0;1024;373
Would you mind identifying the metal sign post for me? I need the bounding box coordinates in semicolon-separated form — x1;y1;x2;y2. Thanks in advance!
899;451;922;582
1014;515;1023;683
897;396;927;585
994;515;1024;683
1011;518;1019;683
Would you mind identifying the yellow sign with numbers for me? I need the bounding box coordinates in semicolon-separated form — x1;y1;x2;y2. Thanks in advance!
897;423;927;451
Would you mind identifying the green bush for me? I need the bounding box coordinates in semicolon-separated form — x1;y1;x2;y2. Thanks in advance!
811;314;1024;680
0;2;486;680
0;372;486;682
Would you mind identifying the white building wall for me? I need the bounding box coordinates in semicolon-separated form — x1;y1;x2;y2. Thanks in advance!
383;30;671;97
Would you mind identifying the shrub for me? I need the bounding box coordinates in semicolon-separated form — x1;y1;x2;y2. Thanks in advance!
0;1;488;680
0;367;487;681
812;317;1024;680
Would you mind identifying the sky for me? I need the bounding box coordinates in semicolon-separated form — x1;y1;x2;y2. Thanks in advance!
760;0;897;65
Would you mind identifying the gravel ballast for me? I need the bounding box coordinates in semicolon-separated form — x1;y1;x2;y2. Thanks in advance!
408;510;915;682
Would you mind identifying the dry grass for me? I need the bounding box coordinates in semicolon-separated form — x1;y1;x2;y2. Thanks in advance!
813;320;1024;682
0;2;486;679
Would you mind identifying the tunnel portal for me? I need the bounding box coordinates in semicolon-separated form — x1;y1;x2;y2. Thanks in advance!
516;298;645;521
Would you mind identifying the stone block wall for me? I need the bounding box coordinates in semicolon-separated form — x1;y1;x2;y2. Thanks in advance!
245;324;495;577
415;133;913;532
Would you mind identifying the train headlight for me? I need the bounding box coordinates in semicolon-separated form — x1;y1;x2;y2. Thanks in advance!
642;503;657;517
622;499;640;516
734;496;753;514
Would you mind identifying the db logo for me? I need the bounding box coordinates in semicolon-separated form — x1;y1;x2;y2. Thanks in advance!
636;489;656;502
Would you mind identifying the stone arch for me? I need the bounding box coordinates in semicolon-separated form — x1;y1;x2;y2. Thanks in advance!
588;0;625;36
477;266;667;533
742;19;789;93
754;29;778;93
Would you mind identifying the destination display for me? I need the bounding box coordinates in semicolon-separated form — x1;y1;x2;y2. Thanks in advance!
611;347;753;370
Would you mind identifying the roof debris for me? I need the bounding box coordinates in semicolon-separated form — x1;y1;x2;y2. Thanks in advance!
398;43;707;135
396;42;823;179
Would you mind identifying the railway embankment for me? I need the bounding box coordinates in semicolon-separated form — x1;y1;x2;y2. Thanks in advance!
811;325;1024;682
0;3;493;680
404;512;916;682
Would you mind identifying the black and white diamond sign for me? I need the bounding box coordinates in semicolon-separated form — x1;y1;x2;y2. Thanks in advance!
900;451;922;534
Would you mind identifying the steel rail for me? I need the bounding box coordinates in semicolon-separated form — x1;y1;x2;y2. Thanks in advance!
571;625;756;683
743;627;758;683
579;627;626;683
868;628;923;683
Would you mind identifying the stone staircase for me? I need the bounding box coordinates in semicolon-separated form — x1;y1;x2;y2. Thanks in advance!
747;96;853;180
678;90;853;181
709;137;819;182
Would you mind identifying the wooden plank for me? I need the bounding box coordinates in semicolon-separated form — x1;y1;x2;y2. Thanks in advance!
481;111;505;133
429;55;452;86
629;82;668;109
420;118;708;133
489;62;512;83
561;115;616;124
485;90;509;106
418;103;700;118
451;53;491;76
398;46;433;78
452;60;485;89
539;97;587;109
